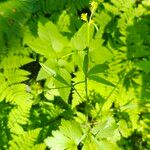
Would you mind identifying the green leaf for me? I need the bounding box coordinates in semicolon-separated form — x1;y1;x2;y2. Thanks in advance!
88;75;115;87
71;23;88;50
94;139;120;150
54;68;71;102
92;120;117;139
82;136;100;150
37;59;57;80
71;23;94;50
136;60;150;73
25;37;53;58
9;128;42;150
0;55;34;70
40;63;69;86
89;38;113;64
72;71;86;108
40;63;56;76
82;136;119;150
38;20;68;51
118;119;130;137
45;120;82;150
83;53;89;75
88;63;109;76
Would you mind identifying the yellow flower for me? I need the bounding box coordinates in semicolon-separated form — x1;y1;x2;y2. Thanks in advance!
81;13;88;21
90;1;98;12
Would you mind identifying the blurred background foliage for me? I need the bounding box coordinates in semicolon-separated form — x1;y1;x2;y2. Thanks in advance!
0;0;150;149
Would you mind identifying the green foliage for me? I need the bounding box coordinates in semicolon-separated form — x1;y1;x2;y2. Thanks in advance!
9;128;46;150
45;120;82;150
0;0;150;149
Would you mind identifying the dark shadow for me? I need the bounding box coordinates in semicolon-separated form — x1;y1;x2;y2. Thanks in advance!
0;101;13;150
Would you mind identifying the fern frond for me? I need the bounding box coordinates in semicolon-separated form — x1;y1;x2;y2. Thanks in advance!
31;143;46;150
8;99;33;134
40;101;64;119
0;69;32;104
104;0;135;14
0;83;29;103
69;0;89;11
9;128;45;150
0;55;33;70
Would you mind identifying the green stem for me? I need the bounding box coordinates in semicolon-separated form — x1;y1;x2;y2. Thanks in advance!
60;52;75;59
85;53;89;102
73;80;85;86
45;80;85;99
85;75;88;101
105;78;122;101
73;87;84;101
85;21;91;102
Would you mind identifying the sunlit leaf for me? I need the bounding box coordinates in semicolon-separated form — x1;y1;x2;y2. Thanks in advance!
88;63;109;76
88;75;115;87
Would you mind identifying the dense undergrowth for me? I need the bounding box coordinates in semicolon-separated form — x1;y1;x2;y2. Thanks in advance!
0;0;150;149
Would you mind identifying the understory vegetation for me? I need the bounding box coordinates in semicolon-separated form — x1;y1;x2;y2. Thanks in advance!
0;0;150;149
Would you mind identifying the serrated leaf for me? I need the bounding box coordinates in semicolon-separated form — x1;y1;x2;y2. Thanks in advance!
82;136;100;150
88;63;109;76
82;136;119;150
25;37;53;58
71;23;88;50
88;75;115;87
45;120;82;150
9;128;41;150
92;120;117;139
71;23;94;50
38;20;68;51
95;139;120;150
40;63;69;86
